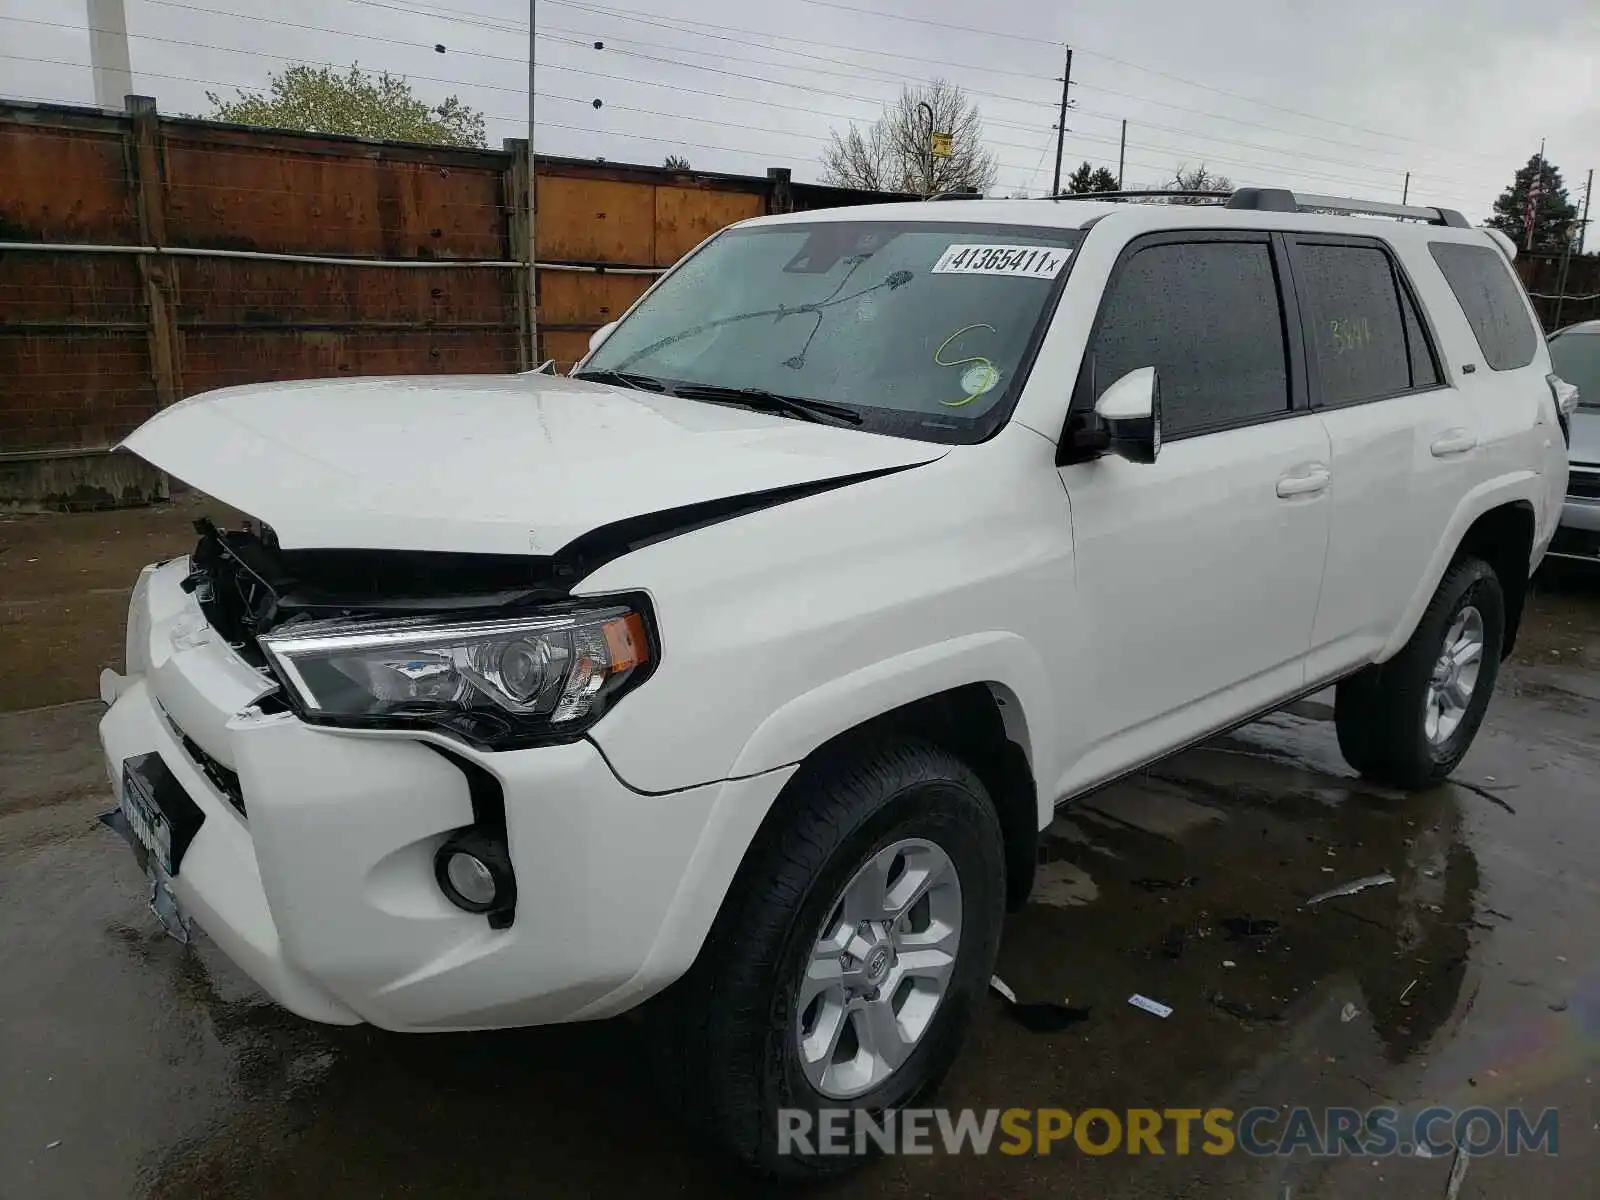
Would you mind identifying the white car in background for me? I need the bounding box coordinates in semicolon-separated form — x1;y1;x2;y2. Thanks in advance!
98;186;1568;1176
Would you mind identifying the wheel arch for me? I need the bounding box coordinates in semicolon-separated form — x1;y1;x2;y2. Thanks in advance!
737;676;1045;913
1379;478;1540;662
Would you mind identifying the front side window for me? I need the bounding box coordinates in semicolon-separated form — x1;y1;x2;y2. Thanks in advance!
1428;241;1538;371
1293;241;1423;406
580;220;1083;444
1083;239;1290;439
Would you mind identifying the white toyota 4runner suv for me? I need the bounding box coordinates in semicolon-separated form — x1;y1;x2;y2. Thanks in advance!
100;187;1572;1176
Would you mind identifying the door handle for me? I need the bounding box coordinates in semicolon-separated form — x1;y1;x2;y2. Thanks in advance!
1276;466;1331;498
1430;429;1478;457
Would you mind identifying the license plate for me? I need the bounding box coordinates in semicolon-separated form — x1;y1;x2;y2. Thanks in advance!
115;753;205;876
121;760;175;874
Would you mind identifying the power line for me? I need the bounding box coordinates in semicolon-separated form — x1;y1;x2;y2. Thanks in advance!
767;0;1501;164
548;0;1063;86
337;0;1507;172
1072;45;1502;165
544;1;1488;184
3;6;1487;203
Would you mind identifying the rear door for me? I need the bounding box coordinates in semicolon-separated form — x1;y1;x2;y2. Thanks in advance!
1054;233;1331;794
1285;234;1469;681
1424;240;1564;542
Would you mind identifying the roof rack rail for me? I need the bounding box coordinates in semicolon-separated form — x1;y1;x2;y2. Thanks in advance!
1044;189;1228;203
1044;185;1470;228
927;186;984;201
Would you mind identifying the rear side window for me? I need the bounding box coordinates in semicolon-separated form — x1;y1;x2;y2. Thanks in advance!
1293;241;1440;405
1085;239;1289;439
1428;242;1538;371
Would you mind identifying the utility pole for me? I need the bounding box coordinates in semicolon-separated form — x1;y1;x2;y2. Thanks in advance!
917;100;934;196
87;0;133;110
1579;168;1593;256
1402;172;1410;204
1050;47;1073;198
1118;119;1127;190
527;0;539;366
1526;137;1546;253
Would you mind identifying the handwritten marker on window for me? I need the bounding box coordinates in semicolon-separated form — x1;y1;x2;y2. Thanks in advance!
1129;994;1173;1018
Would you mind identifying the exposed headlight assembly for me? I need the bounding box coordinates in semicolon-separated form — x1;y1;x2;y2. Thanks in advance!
259;603;654;748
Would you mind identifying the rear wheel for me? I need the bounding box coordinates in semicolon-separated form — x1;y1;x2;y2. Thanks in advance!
1335;556;1505;789
646;739;1005;1179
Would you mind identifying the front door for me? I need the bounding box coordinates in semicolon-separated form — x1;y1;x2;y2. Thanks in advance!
1053;234;1331;799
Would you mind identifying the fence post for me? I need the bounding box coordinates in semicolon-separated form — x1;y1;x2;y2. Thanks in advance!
767;167;794;215
503;137;533;371
126;95;181;413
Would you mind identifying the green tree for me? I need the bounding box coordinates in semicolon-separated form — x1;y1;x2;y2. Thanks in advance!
199;64;487;148
663;154;692;170
1064;161;1119;194
1487;154;1580;251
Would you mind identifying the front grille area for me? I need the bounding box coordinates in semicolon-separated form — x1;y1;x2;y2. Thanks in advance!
1569;469;1600;501
157;703;247;818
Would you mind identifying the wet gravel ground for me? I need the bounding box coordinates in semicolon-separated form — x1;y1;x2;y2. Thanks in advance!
1;559;1596;1199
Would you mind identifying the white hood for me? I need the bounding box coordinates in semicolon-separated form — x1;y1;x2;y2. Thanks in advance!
122;374;946;555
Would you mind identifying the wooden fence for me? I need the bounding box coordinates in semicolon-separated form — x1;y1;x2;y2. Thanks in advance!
0;96;910;508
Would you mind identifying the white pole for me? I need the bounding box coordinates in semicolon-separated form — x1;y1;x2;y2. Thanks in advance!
87;0;133;111
527;0;539;366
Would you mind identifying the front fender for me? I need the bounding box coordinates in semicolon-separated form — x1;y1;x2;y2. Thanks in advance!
1378;470;1542;661
728;630;1056;828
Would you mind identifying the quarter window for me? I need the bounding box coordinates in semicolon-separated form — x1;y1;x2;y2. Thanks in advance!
1294;242;1433;406
1085;240;1290;439
1428;242;1538;371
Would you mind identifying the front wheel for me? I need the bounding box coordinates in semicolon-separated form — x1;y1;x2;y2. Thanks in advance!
646;739;1005;1179
1335;555;1505;788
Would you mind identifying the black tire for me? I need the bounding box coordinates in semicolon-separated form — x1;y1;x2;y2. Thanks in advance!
1334;556;1505;789
644;738;1006;1179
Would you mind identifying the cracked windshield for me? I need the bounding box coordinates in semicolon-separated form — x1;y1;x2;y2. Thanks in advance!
579;222;1082;440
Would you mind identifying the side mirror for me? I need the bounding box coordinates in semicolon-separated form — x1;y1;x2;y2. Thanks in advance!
1092;366;1162;464
588;321;619;354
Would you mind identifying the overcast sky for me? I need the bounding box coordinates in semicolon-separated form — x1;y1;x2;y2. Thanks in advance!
1;0;1596;224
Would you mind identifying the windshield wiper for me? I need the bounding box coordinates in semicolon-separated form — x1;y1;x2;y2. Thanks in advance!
570;368;671;393
666;382;863;426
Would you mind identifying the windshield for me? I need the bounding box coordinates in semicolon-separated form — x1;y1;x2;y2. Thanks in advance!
579;219;1083;443
1549;329;1600;409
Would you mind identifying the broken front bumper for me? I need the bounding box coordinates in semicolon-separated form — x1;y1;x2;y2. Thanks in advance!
97;558;792;1031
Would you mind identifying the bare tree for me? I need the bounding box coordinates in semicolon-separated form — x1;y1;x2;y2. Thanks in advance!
1165;163;1233;204
821;80;998;195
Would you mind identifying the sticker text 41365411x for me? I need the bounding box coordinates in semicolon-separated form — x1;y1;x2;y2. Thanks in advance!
931;244;1072;279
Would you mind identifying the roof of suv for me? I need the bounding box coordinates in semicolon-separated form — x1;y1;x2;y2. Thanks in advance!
740;189;1505;254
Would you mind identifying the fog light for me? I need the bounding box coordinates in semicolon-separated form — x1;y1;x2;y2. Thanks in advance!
433;830;516;919
446;852;496;907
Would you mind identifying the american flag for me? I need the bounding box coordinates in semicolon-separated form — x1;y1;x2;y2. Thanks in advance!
1524;172;1543;242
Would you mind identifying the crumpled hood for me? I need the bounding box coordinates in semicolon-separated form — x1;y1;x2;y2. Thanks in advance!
122;374;946;555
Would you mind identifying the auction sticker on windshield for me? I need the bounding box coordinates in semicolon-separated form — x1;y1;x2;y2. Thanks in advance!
931;244;1071;279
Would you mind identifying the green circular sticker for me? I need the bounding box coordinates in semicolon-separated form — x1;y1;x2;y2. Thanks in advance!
961;362;1001;397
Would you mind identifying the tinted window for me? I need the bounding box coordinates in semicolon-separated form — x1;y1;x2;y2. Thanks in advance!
1086;240;1289;438
1295;243;1416;405
1401;281;1441;389
1548;330;1600;410
1428;242;1538;371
